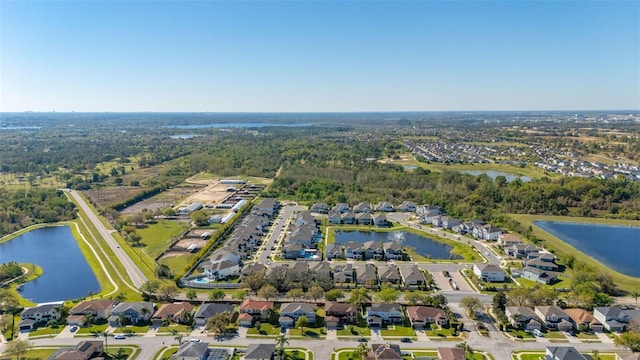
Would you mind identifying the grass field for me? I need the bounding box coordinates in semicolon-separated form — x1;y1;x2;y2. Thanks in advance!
509;214;640;293
158;254;194;276
137;221;189;259
337;325;371;337
247;323;281;336
379;325;416;337
28;326;63;337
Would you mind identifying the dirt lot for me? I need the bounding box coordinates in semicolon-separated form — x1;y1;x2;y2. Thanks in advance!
85;187;147;209
119;184;205;214
173;238;208;251
176;179;232;208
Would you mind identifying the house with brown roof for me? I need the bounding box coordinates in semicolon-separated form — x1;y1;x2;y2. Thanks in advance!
48;341;103;360
67;299;118;326
564;308;603;333
367;344;402;360
437;347;466;360
324;302;358;328
240;300;274;322
406;306;448;329
151;302;195;326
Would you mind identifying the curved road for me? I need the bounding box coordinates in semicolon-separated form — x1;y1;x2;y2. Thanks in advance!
66;189;148;288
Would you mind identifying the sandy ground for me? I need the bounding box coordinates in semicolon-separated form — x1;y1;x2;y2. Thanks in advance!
176;176;233;208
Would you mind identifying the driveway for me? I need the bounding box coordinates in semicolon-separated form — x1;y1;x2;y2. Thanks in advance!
450;271;474;292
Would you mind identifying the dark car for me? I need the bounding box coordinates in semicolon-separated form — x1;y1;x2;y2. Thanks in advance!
358;338;368;342
400;337;411;343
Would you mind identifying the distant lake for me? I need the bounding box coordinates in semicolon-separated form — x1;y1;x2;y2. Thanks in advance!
403;165;418;170
0;226;101;303
534;221;640;278
169;134;201;139
163;123;310;129
334;230;458;260
0;126;41;130
460;170;531;182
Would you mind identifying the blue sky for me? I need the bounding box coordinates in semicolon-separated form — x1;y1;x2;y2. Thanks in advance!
1;1;638;112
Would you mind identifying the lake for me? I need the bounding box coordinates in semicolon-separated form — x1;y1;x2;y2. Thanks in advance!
169;134;201;139
0;226;101;303
334;230;458;260
534;221;640;278
460;170;531;182
163;122;310;129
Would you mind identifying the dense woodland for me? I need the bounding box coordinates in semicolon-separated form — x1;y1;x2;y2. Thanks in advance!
0;189;77;236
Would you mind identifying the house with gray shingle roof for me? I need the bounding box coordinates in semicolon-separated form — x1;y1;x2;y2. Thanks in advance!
400;265;426;288
245;343;275;360
535;306;572;331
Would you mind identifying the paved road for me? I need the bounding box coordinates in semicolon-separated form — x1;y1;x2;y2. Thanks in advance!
258;205;306;264
66;189;148;288
10;326;625;360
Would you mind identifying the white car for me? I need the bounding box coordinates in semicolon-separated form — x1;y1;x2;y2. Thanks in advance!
114;334;126;340
190;338;201;342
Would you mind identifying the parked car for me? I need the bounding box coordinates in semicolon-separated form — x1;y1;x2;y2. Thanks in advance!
114;335;126;340
533;329;543;337
358;338;368;342
190;338;201;342
400;337;411;343
70;325;78;332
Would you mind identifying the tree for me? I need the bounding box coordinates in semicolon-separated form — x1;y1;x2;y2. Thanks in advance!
354;342;370;360
155;263;174;279
492;292;507;314
460;297;483;319
275;333;289;360
286;288;305;301
631;290;640;307
209;289;226;300
206;313;231;338
190;210;210;226
349;288;371;313
157;282;179;301
325;289;345;302
186;289;197;300
404;292;427;305
4;339;31;360
140;280;160;298
243;270;266;293
306;285;324;303
232;290;247;300
615;331;640;353
174;332;183;345
295;316;309;334
376;286;399;304
258;285;279;301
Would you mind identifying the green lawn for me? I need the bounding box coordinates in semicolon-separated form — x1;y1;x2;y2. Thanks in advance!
289;327;326;338
29;326;64;337
158;254;195;276
506;329;534;339
379;325;416;337
576;332;598;339
7;348;58;360
247;323;281;336
137;221;189;259
337;325;371;337
155;347;179;360
157;324;192;334
516;277;569;289
76;323;109;335
113;325;150;334
541;331;567;339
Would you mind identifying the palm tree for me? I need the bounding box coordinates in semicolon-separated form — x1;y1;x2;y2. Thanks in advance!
264;308;277;324
140;306;151;323
117;314;127;329
174;333;183;345
275;333;289;360
87;291;95;301
354;343;370;360
631;290;640;307
102;331;110;354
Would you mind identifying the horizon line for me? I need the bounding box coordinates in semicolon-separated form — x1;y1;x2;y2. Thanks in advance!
1;109;639;114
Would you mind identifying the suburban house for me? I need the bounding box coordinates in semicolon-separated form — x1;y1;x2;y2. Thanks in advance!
238;313;254;327
354;202;372;213
505;307;542;331
333;263;354;283
253;198;280;218
170;341;211;360
356;263;378;287
363;241;385;260
396;201;417;213
203;259;240;280
194;303;235;326
67;299;118;326
383;241;404;260
325;243;343;260
48;341;103;360
282;243;304;260
108;302;155;326
377;265;401;284
367;344;402;360
344;242;364;260
478;224;503;240
406;306;448;329
437;347;466;360
241;263;266;278
564;308;604;333
245;343;275;360
524;257;559;271
461;220;486;234
508;244;540;259
373;213;390;227
498;233;524;247
439;216;461;230
535;306;573;331
544;346;591;360
374;202;394;212
366;303;404;327
473;263;505;282
20;304;61;330
400;265;426;288
324;302;358;328
594;306;640;332
519;266;558;285
417;205;442;216
357;212;373;225
342;212;356;225
240;300;274;322
328;210;343;224
332;203;350;213
278;302;317;328
310;202;329;214
151;302;195;326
